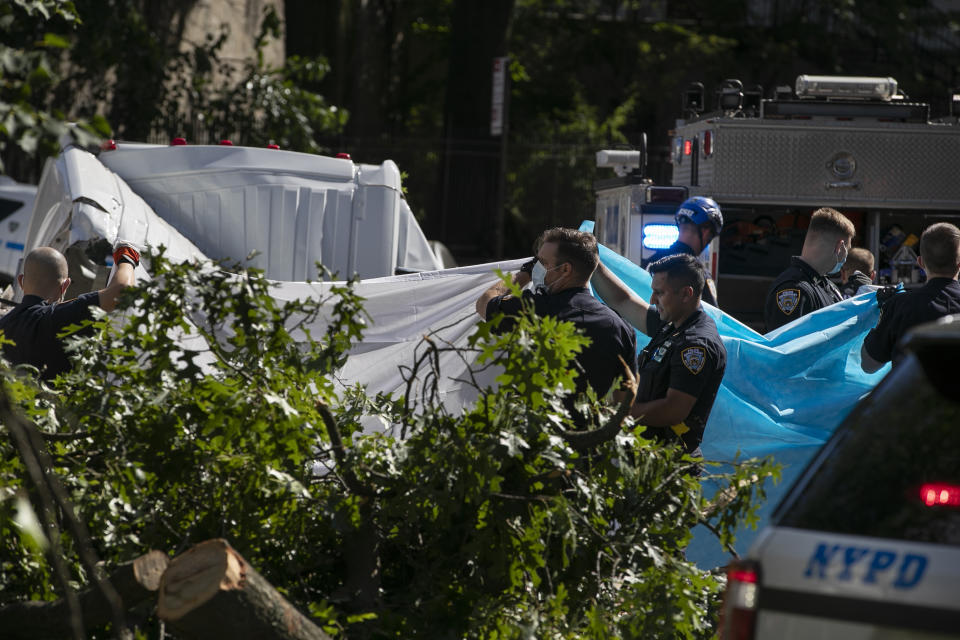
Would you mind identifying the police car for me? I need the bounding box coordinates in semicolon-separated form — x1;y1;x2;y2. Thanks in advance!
721;314;960;639
0;176;36;286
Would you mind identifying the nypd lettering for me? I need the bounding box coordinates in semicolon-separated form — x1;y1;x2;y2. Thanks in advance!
804;542;928;589
681;346;706;374
777;288;801;315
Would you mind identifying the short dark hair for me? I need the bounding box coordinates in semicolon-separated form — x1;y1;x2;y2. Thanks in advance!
647;253;705;297
920;222;960;274
808;207;855;240
537;227;599;279
845;247;874;275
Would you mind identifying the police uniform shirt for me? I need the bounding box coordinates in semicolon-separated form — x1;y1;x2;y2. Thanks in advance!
0;291;101;380
643;240;718;307
486;287;637;397
764;256;843;332
863;277;960;366
637;306;726;454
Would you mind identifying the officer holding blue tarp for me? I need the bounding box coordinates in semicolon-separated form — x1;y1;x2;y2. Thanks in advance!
642;196;723;307
592;253;726;458
861;222;960;372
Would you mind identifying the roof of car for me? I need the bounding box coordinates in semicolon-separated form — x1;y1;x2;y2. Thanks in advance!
901;313;960;351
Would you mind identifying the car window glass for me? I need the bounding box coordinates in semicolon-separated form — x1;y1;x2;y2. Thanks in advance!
777;357;960;545
0;198;23;223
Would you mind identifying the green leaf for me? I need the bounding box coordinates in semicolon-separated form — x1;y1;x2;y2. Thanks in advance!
13;494;47;552
40;32;69;48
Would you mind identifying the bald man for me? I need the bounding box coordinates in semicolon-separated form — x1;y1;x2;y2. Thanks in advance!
0;243;139;379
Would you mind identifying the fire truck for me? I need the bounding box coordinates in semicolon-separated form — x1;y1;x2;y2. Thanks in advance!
670;74;960;328
596;75;960;330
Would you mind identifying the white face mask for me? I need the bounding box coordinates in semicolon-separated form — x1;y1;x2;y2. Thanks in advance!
531;261;562;294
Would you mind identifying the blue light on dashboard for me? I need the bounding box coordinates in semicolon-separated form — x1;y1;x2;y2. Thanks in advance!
642;224;678;250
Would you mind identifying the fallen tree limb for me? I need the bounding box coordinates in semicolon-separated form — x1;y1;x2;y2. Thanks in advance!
0;550;169;640
158;539;331;640
560;356;638;451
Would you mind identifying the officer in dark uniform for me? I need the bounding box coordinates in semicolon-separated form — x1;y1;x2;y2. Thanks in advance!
861;222;960;372
839;247;876;299
764;207;855;332
643;196;723;307
591;253;726;458
0;243;140;380
476;227;636;401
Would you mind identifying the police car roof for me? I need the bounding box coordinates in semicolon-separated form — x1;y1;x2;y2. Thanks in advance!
901;313;960;350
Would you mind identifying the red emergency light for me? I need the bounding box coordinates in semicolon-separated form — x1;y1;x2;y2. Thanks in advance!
170;138;187;146
683;139;692;156
100;139;117;151
336;152;352;160
921;483;960;507
702;130;713;156
267;143;280;149
219;139;234;146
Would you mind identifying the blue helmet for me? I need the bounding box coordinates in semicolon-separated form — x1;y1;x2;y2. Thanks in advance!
675;196;723;235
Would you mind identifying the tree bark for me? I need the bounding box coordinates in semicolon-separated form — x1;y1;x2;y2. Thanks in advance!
0;550;169;640
157;539;330;640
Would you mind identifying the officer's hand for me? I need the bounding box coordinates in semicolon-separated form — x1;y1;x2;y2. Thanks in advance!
848;270;873;289
113;240;141;268
876;283;905;307
519;258;536;275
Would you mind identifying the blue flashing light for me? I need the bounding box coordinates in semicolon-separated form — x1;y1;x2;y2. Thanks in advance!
642;224;679;250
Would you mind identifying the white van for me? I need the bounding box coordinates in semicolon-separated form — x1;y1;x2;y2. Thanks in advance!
0;176;36;286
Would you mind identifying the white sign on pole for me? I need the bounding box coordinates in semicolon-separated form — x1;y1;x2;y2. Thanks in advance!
491;56;508;136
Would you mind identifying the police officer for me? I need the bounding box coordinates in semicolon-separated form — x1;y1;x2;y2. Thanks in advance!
839;247;876;299
476;227;637;401
861;222;960;372
643;196;723;307
591;253;726;458
0;242;140;380
764;207;855;332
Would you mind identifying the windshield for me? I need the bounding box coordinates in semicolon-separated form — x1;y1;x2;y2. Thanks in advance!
774;352;960;545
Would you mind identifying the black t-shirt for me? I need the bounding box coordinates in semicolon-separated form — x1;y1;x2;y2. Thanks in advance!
637;307;726;453
764;256;843;332
863;277;960;366
643;240;717;307
486;287;637;398
0;291;101;379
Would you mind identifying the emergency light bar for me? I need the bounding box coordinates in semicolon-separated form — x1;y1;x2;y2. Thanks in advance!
642;224;679;250
795;75;898;101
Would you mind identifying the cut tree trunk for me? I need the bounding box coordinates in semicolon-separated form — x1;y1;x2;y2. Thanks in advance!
157;538;330;640
0;549;169;639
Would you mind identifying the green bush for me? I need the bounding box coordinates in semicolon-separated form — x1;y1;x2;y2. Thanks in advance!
0;253;777;638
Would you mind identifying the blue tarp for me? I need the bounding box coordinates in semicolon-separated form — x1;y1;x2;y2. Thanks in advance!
583;222;890;567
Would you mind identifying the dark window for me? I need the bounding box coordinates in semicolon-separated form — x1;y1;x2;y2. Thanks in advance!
0;198;24;223
775;349;960;545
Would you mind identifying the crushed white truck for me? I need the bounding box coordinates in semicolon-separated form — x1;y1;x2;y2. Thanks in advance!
18;140;445;300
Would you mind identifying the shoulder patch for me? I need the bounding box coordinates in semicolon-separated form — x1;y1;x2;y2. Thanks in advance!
776;288;801;315
681;346;706;374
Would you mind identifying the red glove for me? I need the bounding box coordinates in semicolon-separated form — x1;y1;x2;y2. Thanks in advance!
113;243;140;268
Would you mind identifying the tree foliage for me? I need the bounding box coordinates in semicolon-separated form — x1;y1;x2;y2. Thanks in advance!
1;254;778;638
0;0;107;176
